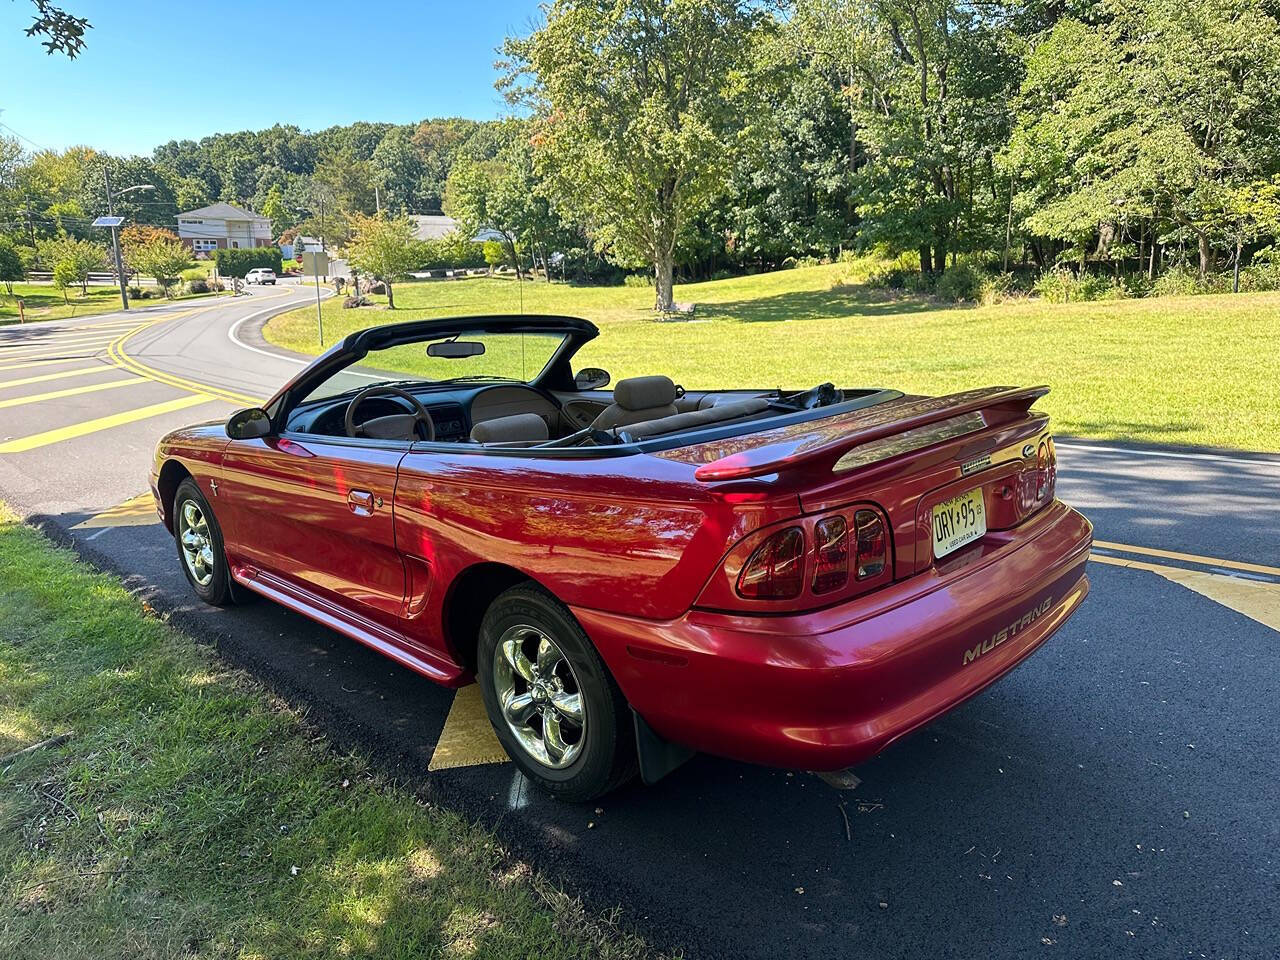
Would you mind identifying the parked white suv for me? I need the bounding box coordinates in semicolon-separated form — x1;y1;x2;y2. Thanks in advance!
245;268;277;285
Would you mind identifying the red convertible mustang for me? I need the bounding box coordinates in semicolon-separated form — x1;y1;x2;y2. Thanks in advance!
151;315;1092;800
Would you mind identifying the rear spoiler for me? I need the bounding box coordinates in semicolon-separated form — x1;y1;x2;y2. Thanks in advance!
693;385;1049;482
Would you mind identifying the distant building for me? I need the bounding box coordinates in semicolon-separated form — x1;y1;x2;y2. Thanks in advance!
410;214;504;244
280;235;322;260
176;202;272;252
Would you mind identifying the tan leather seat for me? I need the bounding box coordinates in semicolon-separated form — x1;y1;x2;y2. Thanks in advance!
470;413;549;445
591;376;679;432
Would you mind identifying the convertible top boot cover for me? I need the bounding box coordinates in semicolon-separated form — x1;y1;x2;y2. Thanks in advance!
592;376;680;431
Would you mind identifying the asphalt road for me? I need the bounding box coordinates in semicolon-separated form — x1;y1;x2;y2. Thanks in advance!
1;289;1277;959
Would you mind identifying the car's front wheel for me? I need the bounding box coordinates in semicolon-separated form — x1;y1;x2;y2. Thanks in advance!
172;477;235;606
477;585;636;801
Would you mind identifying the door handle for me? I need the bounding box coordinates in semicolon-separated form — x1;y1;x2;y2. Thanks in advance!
347;489;375;516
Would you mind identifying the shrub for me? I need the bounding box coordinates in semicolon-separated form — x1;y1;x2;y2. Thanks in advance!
180;267;205;282
623;273;652;288
126;285;143;298
482;240;506;269
186;278;209;294
780;256;798;270
342;294;371;309
1149;265;1200;298
212;247;283;278
979;272;1017;305
936;263;984;302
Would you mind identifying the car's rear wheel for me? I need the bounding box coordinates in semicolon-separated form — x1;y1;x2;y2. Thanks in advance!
477;584;636;801
173;477;235;607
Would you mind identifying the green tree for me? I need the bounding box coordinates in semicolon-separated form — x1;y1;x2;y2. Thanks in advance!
346;213;418;309
502;0;761;310
371;126;427;212
37;234;105;294
260;184;292;233
18;0;90;58
128;236;190;298
0;237;24;295
1007;0;1280;279
51;259;77;302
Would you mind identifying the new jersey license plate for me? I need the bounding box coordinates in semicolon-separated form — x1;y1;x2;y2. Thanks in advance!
932;487;987;558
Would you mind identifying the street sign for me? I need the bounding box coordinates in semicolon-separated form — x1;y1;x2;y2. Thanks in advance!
301;251;329;276
91;215;124;228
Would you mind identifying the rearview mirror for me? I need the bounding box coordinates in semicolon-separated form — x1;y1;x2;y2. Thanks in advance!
427;340;485;359
575;367;611;390
226;407;272;440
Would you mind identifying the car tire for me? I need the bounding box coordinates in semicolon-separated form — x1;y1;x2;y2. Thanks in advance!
172;477;235;607
477;584;637;801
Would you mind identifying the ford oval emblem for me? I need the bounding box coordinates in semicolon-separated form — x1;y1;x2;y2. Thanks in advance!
1022;443;1036;458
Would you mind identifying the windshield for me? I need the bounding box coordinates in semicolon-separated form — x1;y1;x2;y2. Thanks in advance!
297;329;570;404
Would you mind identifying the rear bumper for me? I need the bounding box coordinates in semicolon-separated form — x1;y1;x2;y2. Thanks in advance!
575;500;1092;771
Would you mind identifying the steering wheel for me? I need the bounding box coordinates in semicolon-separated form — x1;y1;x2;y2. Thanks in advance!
344;385;436;441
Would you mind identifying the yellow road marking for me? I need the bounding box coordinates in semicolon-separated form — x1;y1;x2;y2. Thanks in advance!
107;314;262;407
0;376;147;409
0;365;115;390
427;685;509;771
1094;539;1280;578
0;356;93;373
71;493;158;530
0;392;217;454
0;336;117;357
1092;553;1279;632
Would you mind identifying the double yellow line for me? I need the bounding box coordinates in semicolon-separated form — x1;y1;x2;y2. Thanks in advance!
103;286;296;407
105;310;259;407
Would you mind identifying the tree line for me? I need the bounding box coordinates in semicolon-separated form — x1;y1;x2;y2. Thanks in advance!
8;0;1280;311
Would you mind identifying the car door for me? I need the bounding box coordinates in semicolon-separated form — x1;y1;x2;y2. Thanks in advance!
218;432;408;632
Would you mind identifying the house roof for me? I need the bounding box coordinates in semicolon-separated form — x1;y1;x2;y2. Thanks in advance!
177;202;269;222
410;213;506;244
410;214;461;240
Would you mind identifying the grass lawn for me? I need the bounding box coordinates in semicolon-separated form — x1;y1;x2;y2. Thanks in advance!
1;281;226;326
265;262;1280;451
0;506;660;960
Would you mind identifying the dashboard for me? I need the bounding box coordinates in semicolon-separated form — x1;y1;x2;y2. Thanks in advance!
284;383;559;443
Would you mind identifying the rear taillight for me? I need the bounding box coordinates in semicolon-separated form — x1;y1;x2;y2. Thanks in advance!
707;506;892;611
1018;436;1056;515
737;527;805;600
811;516;849;594
854;509;887;579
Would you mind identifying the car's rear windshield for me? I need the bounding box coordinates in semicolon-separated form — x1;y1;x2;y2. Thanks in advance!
297;330;570;403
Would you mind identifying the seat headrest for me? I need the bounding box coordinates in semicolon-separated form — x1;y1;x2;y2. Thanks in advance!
470;413;549;444
614;375;677;411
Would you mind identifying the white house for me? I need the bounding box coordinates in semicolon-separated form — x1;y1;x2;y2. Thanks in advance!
176;202;273;253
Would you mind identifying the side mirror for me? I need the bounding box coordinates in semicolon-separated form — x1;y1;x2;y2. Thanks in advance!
226;407;272;440
575;367;611;390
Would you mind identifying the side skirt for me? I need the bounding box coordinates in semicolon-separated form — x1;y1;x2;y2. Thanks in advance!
233;567;467;687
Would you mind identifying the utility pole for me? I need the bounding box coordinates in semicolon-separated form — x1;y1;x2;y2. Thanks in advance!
24;195;37;249
104;167;130;311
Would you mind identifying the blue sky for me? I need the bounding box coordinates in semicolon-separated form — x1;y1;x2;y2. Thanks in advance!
0;0;540;156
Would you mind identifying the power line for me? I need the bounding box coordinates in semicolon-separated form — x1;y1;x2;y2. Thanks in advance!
0;117;50;152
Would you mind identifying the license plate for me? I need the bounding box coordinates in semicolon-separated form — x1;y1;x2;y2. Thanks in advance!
932;487;986;559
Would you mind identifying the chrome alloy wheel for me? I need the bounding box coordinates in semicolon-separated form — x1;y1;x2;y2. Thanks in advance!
178;499;216;587
492;624;587;769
